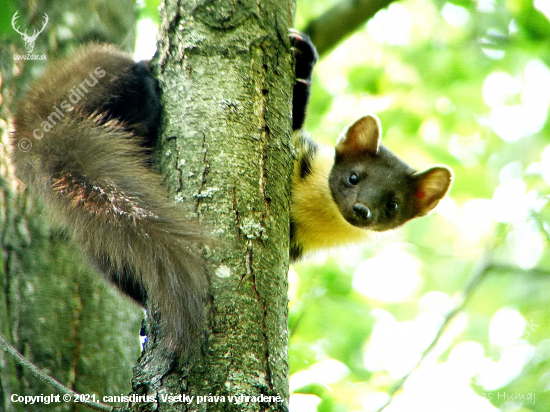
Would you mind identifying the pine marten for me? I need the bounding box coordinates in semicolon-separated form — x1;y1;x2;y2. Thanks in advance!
10;32;452;352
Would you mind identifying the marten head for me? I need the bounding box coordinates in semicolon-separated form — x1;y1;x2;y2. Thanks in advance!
329;114;453;232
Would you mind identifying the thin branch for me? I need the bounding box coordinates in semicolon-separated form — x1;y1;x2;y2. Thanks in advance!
0;333;114;412
375;245;495;412
485;263;550;278
304;0;397;56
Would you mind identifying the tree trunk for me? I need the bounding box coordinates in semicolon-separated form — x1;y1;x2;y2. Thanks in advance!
130;0;295;410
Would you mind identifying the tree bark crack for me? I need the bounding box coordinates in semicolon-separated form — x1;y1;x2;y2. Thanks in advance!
232;183;241;242
195;131;210;212
245;243;274;391
171;136;185;195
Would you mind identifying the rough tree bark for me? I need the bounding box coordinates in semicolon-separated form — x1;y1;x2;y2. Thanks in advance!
130;0;296;410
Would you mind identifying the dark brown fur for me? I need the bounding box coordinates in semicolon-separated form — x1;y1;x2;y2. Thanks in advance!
11;44;207;352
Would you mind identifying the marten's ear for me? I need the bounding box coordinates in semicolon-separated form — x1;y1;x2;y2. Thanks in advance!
412;166;453;216
335;114;381;159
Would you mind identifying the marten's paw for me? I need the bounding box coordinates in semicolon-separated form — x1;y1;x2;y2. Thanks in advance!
289;29;318;82
289;29;318;131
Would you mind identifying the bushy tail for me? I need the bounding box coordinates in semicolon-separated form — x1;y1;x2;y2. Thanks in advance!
12;112;207;351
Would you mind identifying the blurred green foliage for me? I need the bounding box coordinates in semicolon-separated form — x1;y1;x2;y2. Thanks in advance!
290;0;550;411
137;0;161;24
0;1;17;38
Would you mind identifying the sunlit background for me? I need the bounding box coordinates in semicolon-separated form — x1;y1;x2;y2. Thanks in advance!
136;0;550;410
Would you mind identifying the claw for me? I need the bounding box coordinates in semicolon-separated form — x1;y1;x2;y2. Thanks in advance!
289;28;304;43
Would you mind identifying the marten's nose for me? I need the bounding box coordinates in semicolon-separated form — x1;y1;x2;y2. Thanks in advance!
352;203;371;220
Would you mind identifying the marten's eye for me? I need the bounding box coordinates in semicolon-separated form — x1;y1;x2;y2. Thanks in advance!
348;173;359;185
387;200;398;211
